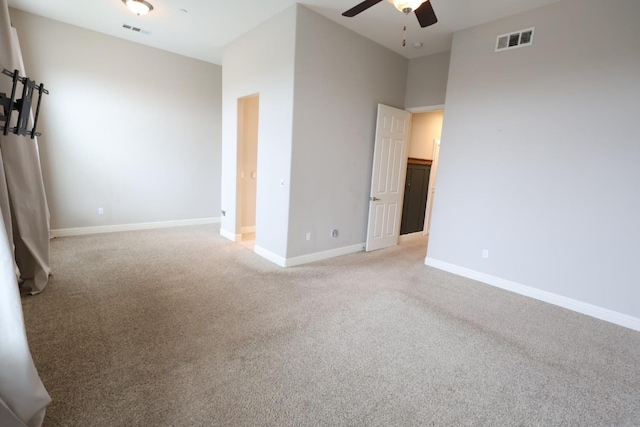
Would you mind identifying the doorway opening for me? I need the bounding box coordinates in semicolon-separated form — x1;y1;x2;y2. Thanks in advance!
237;94;259;249
365;104;444;254
399;109;443;247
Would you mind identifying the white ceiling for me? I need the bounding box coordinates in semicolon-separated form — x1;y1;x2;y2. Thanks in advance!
7;0;562;65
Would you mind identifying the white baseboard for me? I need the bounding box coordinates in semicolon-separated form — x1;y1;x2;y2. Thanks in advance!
51;217;220;238
425;257;640;332
253;243;365;268
220;228;241;242
241;226;256;234
284;243;365;267
254;245;287;267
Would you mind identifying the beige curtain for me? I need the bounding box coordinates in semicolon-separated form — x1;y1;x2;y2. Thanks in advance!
0;1;51;426
0;207;50;427
1;22;51;295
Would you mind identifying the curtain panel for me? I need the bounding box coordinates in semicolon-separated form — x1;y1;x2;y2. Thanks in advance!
0;1;51;425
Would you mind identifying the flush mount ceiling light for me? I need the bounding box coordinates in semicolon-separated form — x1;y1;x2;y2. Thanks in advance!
122;0;153;16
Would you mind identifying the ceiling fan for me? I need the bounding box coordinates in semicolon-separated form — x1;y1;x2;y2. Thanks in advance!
342;0;438;28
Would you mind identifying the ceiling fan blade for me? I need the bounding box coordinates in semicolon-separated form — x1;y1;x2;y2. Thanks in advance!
414;1;438;28
342;0;384;17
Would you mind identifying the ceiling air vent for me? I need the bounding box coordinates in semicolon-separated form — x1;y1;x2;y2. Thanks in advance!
495;27;534;52
122;24;148;34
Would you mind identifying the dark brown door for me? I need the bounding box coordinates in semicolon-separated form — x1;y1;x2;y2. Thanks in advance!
400;162;431;235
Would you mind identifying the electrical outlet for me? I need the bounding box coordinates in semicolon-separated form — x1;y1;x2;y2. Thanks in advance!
306;232;311;241
482;249;489;259
331;229;338;238
98;207;104;215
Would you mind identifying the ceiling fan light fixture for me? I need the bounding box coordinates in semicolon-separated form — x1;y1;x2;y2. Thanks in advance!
122;0;154;16
389;0;427;14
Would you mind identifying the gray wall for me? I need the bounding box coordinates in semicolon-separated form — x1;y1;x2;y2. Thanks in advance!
287;6;408;258
10;9;222;230
427;0;640;318
221;6;297;258
404;50;450;109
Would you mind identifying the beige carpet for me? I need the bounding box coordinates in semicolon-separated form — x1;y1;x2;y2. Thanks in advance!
21;225;640;426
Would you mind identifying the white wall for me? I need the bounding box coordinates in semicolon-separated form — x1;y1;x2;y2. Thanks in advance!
405;50;450;109
408;111;443;160
287;6;408;258
427;0;640;322
221;6;296;257
9;9;222;230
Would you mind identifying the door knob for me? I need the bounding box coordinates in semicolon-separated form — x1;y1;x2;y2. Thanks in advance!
370;196;380;201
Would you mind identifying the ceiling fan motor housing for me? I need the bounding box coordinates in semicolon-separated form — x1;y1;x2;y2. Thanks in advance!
342;0;437;29
388;0;427;14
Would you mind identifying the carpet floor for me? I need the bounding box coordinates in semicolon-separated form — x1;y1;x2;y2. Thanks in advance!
21;225;640;426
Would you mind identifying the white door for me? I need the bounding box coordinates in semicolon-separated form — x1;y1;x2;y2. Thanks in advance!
366;104;411;251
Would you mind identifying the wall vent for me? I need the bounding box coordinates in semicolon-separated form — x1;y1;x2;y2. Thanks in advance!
495;27;534;52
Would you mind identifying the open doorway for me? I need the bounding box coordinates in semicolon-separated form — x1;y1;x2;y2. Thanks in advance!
399;109;443;243
237;95;259;249
366;105;444;252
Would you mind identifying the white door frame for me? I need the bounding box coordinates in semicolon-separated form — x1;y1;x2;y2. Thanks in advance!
406;105;445;114
423;138;440;236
